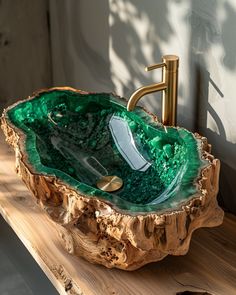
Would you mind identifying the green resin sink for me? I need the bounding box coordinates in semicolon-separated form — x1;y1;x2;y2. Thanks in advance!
1;87;224;270
5;88;205;212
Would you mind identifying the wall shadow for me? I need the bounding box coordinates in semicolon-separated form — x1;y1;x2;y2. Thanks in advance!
188;0;236;213
109;0;236;212
109;0;173;115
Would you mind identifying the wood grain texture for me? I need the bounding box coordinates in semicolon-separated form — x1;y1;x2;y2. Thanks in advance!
0;132;235;294
1;88;224;270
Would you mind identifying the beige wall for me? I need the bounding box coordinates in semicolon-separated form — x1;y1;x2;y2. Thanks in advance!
50;0;236;212
0;0;52;110
49;0;112;92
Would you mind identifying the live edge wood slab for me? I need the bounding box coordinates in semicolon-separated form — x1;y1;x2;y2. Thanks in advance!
1;88;224;271
1;132;236;295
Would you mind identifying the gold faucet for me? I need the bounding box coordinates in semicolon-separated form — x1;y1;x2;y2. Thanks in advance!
127;55;179;126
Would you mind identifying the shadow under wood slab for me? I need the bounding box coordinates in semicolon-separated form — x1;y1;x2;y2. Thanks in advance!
0;216;58;295
1;87;224;271
0;132;235;295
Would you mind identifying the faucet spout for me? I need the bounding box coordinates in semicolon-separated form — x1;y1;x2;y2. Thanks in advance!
127;55;179;126
127;82;166;111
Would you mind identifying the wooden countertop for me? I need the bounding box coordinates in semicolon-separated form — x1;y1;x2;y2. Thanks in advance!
0;133;235;295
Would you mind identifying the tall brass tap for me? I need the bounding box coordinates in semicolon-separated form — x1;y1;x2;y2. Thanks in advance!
127;55;179;126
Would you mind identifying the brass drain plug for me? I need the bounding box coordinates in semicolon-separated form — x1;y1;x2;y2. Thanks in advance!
96;175;123;192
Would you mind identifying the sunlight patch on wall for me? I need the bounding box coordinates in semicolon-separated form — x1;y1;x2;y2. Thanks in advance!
205;1;236;144
109;0;156;98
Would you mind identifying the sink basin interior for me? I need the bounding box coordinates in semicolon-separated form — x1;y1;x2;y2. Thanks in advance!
6;90;207;212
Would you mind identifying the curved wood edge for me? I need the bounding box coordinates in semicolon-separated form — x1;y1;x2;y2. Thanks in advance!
1;88;224;270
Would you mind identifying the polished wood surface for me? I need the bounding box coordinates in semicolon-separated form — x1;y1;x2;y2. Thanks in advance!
0;133;235;295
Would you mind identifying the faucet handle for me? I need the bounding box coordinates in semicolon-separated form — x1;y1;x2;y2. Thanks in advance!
145;55;179;72
145;62;166;72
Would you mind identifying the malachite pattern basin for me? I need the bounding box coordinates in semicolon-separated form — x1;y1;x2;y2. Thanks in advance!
1;87;224;270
